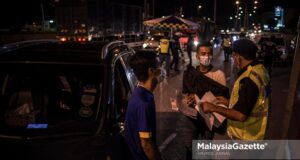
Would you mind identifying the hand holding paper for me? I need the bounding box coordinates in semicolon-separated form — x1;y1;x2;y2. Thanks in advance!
216;96;229;106
195;91;228;129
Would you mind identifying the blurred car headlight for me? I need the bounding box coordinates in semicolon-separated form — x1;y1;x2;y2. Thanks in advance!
143;43;148;48
194;41;199;46
232;36;238;42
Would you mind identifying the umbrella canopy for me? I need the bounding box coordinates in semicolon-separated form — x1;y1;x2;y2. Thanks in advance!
144;15;199;30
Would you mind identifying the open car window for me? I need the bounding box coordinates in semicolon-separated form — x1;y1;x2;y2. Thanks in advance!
0;63;103;135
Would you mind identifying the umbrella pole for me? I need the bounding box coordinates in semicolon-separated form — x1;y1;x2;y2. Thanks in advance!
170;28;173;40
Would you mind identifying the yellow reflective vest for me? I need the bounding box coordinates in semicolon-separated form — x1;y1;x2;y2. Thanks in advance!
159;38;170;54
227;64;270;140
223;38;231;47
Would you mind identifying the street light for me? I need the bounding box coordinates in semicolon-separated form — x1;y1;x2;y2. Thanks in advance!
235;0;257;31
235;1;240;30
197;5;202;17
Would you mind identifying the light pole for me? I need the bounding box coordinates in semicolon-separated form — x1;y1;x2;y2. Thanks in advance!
41;3;45;31
214;0;217;23
235;0;258;32
235;1;239;31
144;0;147;20
244;4;248;31
152;0;155;18
197;5;202;17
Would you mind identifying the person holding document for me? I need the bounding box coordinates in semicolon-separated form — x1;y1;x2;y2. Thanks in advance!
198;38;271;140
179;42;229;160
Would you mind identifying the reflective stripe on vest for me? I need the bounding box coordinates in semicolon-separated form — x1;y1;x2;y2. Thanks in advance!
227;64;270;140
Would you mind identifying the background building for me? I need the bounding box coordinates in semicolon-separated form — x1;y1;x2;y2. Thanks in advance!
55;0;143;41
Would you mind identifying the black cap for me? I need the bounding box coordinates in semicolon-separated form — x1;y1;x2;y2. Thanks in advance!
232;38;258;60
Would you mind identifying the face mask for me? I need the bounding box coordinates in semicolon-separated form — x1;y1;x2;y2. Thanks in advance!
199;55;212;66
150;67;163;91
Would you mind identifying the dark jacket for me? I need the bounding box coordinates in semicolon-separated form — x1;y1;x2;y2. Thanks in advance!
182;66;229;99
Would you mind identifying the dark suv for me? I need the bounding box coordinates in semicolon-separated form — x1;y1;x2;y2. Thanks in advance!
0;40;137;160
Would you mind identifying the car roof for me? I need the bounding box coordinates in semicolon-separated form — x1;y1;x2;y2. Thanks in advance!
0;41;109;65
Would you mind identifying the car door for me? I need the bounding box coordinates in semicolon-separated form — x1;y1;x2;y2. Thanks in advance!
112;51;137;130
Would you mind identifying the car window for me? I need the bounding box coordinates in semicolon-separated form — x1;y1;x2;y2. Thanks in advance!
0;63;103;135
259;37;284;46
121;53;138;89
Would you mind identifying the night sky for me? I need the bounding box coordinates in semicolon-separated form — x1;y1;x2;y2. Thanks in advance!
0;0;299;29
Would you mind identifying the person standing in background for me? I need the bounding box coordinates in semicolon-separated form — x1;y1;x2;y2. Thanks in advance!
159;34;171;77
222;34;232;62
187;34;194;66
170;35;183;72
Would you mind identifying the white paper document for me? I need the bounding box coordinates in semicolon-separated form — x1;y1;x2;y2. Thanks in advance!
195;91;227;130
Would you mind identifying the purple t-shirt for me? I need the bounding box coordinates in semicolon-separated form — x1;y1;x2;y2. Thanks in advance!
124;86;156;160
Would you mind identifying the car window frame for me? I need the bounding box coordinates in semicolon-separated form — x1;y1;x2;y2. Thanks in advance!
110;50;137;124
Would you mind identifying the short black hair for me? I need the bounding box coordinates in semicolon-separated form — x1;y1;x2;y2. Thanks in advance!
232;38;258;60
196;41;213;53
129;51;158;82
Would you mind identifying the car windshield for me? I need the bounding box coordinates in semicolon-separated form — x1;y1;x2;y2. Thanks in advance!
259;37;285;46
0;63;103;136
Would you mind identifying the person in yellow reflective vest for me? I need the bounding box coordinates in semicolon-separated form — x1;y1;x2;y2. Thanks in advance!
159;35;171;77
196;38;271;140
222;34;232;62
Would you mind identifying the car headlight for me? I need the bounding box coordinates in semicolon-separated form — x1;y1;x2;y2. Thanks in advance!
194;41;199;46
143;43;148;48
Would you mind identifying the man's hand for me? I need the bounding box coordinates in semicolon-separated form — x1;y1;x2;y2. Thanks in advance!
216;96;229;106
140;138;162;160
193;94;201;105
182;94;195;106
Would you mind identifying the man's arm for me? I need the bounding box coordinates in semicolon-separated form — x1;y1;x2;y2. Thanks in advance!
201;77;259;122
140;136;162;160
201;102;247;122
137;103;162;160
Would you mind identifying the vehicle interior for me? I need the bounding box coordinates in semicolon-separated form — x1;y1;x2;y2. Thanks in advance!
0;63;104;136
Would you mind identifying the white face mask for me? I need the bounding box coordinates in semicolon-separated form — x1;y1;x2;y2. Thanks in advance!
199;55;212;66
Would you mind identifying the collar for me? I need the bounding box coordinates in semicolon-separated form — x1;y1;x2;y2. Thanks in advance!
137;85;154;97
197;65;213;74
237;60;260;76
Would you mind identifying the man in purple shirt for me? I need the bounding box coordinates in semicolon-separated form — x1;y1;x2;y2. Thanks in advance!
124;51;162;160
